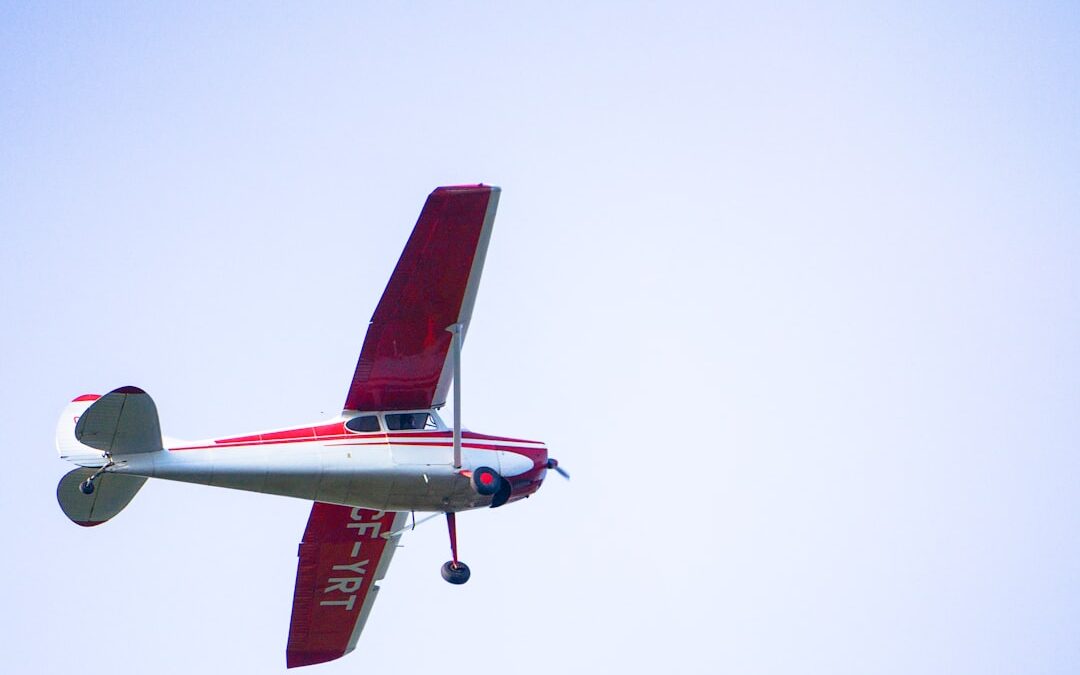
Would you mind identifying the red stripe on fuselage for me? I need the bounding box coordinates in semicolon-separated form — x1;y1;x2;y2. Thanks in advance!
178;428;542;452
169;438;541;453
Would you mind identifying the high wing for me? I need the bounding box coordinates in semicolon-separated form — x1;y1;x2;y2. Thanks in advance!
344;185;500;412
286;504;409;668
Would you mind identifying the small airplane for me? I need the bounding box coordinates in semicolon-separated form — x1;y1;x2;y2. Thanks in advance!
55;184;565;668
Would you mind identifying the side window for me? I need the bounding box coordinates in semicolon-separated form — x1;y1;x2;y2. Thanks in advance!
385;413;432;431
345;415;381;433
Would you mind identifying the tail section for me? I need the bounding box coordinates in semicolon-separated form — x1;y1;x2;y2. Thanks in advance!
57;386;163;467
56;386;162;525
56;394;107;467
57;468;146;527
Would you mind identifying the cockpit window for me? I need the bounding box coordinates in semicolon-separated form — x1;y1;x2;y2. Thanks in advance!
384;412;436;431
345;415;381;433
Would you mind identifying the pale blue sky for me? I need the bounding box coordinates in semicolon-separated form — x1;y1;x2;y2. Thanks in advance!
3;3;1079;674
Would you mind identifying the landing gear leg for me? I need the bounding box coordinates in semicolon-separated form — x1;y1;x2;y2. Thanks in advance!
79;460;115;495
440;512;470;584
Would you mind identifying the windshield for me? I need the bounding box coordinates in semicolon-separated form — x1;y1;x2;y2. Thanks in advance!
384;412;438;431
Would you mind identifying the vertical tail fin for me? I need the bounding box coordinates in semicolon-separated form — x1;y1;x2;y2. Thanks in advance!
56;394;107;467
56;387;163;467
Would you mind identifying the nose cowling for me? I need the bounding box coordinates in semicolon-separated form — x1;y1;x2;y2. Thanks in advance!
465;437;550;506
500;443;550;504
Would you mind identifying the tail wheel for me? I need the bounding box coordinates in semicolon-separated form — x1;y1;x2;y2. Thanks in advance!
79;479;95;495
441;560;471;585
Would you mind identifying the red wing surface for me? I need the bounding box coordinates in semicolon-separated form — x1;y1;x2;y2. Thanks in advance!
286;504;408;668
344;185;500;412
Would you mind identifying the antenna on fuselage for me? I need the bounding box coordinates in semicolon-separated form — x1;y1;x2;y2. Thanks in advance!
447;323;463;468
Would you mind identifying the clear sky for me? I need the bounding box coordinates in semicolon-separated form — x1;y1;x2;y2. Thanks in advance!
3;2;1079;673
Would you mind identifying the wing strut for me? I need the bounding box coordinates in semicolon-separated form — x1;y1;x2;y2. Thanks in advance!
448;322;463;468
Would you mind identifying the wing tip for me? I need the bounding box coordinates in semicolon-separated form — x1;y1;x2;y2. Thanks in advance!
111;385;147;395
432;183;500;194
286;649;347;669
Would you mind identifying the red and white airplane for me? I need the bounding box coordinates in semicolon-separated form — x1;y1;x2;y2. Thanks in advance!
55;185;565;668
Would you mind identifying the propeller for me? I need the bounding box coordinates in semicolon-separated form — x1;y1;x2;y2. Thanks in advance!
546;458;570;480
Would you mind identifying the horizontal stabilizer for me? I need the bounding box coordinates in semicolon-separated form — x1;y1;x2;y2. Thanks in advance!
75;386;163;455
57;467;146;527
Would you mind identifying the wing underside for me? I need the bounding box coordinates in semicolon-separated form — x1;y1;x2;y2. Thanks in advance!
343;185;500;412
286;504;408;668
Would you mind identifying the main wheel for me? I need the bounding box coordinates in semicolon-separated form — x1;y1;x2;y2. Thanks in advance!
440;560;471;585
80;479;95;495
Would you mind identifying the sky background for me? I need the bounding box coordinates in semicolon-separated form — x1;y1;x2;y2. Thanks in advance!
3;2;1079;673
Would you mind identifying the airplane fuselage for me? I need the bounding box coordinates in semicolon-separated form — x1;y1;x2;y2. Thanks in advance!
106;411;548;513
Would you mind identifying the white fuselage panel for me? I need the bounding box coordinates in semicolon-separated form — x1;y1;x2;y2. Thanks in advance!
110;437;534;512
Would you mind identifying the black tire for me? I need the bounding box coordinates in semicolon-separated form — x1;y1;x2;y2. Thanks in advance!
80;480;95;495
471;466;501;496
490;477;512;508
440;560;471;585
